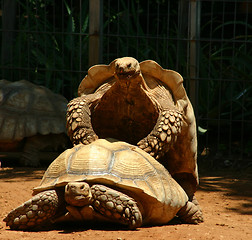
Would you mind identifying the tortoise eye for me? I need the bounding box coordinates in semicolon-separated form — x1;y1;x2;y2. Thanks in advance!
127;63;131;68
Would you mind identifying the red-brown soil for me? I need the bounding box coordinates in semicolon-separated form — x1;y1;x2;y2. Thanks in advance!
0;164;251;240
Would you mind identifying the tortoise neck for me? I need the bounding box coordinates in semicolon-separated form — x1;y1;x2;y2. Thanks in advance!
114;72;149;93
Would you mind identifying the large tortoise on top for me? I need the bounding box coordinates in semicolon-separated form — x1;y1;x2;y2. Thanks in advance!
0;80;69;166
4;139;203;230
66;57;201;210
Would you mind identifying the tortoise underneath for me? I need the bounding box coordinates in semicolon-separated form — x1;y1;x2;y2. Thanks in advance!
4;139;203;230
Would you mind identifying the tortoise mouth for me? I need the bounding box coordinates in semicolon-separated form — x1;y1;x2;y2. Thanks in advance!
116;70;140;80
74;195;89;201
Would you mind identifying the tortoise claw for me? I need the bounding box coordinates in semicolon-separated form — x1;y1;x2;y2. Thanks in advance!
137;136;161;159
74;130;98;146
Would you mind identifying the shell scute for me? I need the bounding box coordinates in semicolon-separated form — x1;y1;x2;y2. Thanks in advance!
111;150;154;179
5;90;30;109
68;143;112;174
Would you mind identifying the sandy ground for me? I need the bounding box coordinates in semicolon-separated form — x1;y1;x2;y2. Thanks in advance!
0;164;251;240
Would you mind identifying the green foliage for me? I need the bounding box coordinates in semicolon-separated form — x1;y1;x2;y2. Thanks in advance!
197;14;252;159
1;1;251;152
198;23;252;124
2;0;89;99
102;0;184;70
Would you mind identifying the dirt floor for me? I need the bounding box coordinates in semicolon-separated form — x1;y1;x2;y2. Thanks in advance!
0;163;251;240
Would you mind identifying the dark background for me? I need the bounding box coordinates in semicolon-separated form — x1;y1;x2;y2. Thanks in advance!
1;0;251;168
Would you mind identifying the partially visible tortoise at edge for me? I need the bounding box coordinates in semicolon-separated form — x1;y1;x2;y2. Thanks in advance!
0;79;70;167
4;139;203;230
66;57;202;213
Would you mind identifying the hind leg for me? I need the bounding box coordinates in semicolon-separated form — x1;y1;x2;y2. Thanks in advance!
174;175;203;215
177;201;204;224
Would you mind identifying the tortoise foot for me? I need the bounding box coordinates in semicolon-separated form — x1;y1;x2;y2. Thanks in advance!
177;201;204;224
190;195;203;214
77;129;98;145
4;190;59;230
137;110;183;159
67;98;98;145
91;184;142;229
137;135;162;159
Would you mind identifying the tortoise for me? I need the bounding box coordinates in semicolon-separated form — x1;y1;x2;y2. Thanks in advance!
66;57;201;209
0;79;69;167
3;139;203;230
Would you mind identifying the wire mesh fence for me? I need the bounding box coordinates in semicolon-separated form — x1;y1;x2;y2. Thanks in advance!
0;0;251;166
1;0;90;97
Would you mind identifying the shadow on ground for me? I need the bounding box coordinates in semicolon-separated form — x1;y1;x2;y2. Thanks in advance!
0;167;45;182
198;159;252;215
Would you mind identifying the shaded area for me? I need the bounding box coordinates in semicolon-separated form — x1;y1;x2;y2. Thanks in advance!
198;161;252;215
0;150;62;170
0;167;45;182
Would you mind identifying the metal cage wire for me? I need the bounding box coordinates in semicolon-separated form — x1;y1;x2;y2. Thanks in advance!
0;0;251;165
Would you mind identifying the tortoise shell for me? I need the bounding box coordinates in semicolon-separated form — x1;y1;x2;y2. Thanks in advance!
34;139;188;224
78;59;187;104
77;60;189;127
0;80;68;142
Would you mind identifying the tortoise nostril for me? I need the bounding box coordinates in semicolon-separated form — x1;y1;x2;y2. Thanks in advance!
66;185;70;191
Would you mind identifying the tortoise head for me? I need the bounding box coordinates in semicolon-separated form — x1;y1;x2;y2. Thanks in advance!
114;57;141;81
65;182;92;207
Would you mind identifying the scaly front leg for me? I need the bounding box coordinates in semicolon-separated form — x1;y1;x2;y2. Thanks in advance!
4;190;63;230
137;109;184;159
66;97;98;145
91;184;142;229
